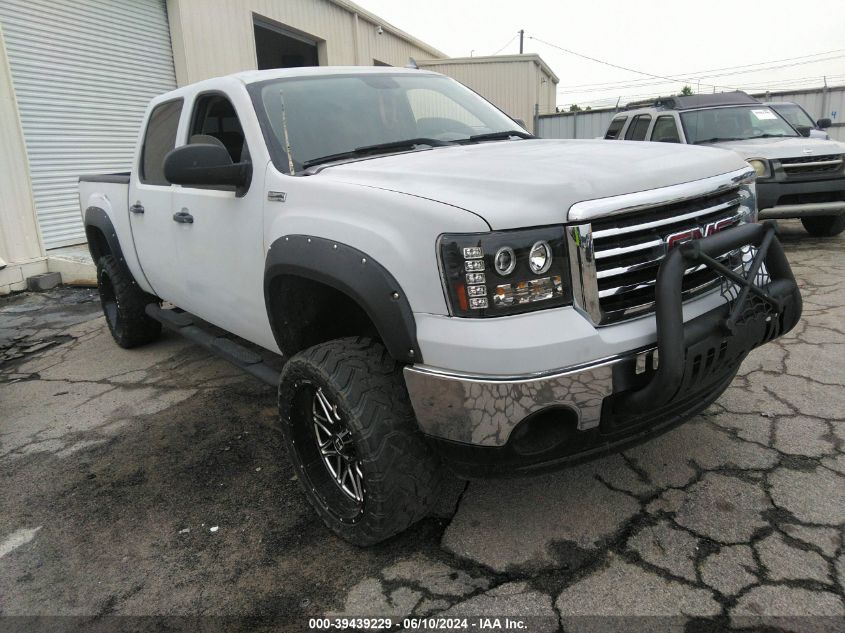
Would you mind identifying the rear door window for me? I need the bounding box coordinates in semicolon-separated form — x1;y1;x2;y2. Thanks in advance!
625;114;652;141
605;117;627;139
651;115;681;143
140;99;183;185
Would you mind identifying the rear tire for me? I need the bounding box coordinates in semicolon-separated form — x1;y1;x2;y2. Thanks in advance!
278;337;442;546
801;215;845;237
96;254;161;348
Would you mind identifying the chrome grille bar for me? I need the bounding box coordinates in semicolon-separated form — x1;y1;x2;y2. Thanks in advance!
591;198;741;239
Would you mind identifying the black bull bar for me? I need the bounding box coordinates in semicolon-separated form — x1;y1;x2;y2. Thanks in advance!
618;221;802;413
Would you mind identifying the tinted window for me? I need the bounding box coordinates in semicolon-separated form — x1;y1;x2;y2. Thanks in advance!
680;106;798;144
190;94;249;163
625;115;651;141
251;73;523;172
605;117;627;139
140;100;182;185
770;103;815;129
651;115;680;143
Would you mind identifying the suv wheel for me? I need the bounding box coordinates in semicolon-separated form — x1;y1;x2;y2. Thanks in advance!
801;215;845;237
96;255;161;348
278;337;442;546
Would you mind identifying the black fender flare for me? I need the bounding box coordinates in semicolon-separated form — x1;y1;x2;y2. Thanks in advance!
84;206;127;269
264;235;421;364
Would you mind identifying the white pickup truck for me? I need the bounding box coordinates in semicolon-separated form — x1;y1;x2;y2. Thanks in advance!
79;67;802;545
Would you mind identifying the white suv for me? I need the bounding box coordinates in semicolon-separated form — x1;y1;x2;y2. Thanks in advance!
605;91;845;236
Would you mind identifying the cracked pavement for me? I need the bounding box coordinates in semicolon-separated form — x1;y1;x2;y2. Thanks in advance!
0;221;843;632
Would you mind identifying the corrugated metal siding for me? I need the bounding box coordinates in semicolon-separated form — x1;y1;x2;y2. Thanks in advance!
416;60;538;132
538;109;616;139
168;0;442;86
754;86;845;143
0;0;176;248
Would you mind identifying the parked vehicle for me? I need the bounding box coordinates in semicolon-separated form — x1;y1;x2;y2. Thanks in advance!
605;91;845;236
79;68;801;545
764;101;831;140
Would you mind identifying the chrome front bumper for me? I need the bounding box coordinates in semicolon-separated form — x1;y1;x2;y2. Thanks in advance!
403;349;649;447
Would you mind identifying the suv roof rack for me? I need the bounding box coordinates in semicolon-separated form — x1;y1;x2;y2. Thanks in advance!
623;91;759;111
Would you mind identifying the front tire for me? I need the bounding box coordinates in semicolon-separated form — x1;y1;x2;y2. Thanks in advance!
278;337;442;546
801;215;845;237
96;255;161;348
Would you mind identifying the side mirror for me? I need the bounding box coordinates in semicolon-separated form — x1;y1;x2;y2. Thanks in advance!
163;144;251;190
817;118;832;129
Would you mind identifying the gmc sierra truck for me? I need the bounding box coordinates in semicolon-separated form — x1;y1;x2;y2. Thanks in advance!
79;67;801;545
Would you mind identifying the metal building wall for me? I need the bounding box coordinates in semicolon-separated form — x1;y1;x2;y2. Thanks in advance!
416;55;559;134
537;108;616;139
167;0;444;86
754;86;845;142
0;0;177;248
0;25;46;290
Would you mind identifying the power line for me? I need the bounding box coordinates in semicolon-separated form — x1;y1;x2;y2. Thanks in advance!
557;57;845;95
559;47;845;90
490;33;518;56
527;35;735;91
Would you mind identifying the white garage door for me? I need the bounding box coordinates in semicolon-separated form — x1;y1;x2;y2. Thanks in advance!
0;0;177;248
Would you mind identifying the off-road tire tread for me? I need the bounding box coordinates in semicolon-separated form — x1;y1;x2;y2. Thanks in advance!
97;254;161;348
278;337;443;546
801;215;845;237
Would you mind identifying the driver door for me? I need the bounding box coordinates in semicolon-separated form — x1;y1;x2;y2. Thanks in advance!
169;89;269;346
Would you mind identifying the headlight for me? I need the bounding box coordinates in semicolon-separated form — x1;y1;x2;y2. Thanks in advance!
439;227;571;317
738;172;758;222
747;158;770;179
529;241;552;274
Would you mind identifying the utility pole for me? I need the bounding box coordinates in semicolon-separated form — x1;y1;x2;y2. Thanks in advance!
519;30;524;54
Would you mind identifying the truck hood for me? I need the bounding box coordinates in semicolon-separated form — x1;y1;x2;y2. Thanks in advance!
706;136;845;160
316;139;748;229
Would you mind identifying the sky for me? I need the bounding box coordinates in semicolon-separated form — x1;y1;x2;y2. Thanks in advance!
358;0;845;111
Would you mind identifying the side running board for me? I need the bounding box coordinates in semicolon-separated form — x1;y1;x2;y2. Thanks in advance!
145;304;282;386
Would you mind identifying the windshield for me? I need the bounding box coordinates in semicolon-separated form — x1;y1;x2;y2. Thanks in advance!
769;103;815;129
249;73;525;172
680;106;799;144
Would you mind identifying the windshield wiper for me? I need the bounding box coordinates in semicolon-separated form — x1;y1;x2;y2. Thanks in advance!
695;137;746;144
457;130;535;144
746;134;793;139
302;138;454;169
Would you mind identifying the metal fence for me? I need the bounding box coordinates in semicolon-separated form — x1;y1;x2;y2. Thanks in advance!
538;85;845;142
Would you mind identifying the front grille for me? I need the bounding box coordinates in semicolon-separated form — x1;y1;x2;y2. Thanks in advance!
779;154;844;177
590;188;745;323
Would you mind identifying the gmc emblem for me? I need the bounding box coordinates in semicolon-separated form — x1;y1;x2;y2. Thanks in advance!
665;218;734;251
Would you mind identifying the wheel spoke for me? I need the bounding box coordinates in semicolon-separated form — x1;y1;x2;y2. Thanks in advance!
315;388;338;425
308;387;364;505
313;419;333;440
349;463;364;501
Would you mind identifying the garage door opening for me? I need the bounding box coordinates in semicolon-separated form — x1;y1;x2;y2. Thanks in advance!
254;18;318;69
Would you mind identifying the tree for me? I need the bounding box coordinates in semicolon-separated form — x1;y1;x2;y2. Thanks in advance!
679;85;694;96
569;104;582;112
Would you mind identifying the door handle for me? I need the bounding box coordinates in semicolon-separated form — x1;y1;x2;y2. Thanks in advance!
130;203;145;214
172;209;194;224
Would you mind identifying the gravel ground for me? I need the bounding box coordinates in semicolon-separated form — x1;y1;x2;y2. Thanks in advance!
0;220;843;632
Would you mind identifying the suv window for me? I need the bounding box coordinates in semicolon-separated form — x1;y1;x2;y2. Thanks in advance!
605;116;627;139
189;94;249;163
140;99;183;185
651;115;680;143
625;114;651;141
